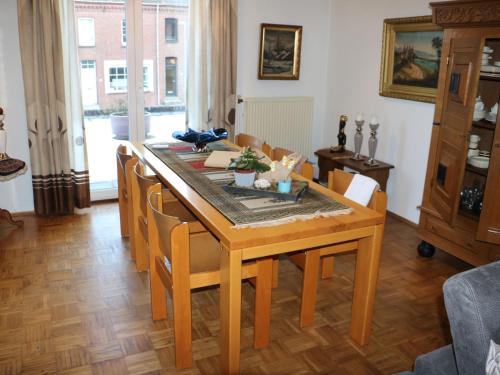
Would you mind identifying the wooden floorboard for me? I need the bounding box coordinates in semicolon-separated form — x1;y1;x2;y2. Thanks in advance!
0;203;470;374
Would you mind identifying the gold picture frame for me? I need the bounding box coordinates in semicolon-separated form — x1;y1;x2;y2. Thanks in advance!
258;23;302;80
380;16;443;103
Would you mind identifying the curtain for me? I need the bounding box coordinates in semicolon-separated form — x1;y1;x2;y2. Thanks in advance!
187;0;210;132
186;0;237;137
209;0;237;140
17;0;90;216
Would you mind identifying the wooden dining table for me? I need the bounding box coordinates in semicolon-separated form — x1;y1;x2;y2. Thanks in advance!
129;141;385;374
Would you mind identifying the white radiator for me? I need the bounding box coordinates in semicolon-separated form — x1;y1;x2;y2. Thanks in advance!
239;96;314;158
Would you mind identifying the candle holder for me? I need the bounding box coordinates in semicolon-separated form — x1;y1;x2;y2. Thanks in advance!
351;117;365;161
364;121;380;166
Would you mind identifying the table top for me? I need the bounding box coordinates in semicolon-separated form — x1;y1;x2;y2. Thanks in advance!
315;148;395;171
131;141;384;251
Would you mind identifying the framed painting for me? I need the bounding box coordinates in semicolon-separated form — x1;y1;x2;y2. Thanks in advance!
380;16;443;103
258;23;302;80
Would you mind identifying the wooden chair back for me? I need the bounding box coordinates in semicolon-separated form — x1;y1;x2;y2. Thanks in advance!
235;133;263;150
327;169;387;214
272;146;314;180
148;186;183;266
116;145;132;182
133;162;159;217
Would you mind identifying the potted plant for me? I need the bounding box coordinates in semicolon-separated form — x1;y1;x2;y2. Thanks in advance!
110;99;151;140
228;147;271;187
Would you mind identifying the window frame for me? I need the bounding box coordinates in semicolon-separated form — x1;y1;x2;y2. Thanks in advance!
121;18;127;46
165;18;178;43
165;57;178;97
78;17;95;47
104;60;154;94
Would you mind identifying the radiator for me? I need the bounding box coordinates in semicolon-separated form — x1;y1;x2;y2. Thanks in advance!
240;96;314;158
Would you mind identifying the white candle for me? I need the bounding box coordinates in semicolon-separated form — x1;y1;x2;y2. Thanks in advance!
370;116;379;125
355;113;364;122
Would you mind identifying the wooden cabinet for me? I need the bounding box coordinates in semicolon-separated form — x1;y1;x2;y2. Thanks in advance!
418;0;500;265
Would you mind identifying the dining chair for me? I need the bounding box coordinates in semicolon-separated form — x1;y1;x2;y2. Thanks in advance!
272;146;314;180
235;132;263;150
147;183;273;368
289;169;387;327
116;145;137;237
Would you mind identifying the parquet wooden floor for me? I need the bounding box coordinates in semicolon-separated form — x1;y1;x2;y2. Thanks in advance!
0;203;470;375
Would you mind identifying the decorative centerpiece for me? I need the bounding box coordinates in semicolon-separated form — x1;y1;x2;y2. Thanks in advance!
172;127;228;152
228;147;270;187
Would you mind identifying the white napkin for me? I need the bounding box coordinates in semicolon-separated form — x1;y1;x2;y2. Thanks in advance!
344;173;380;206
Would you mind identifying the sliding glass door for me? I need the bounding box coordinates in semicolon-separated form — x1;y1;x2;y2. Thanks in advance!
141;0;188;143
74;0;188;200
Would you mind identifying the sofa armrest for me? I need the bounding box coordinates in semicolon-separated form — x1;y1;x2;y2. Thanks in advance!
444;261;500;375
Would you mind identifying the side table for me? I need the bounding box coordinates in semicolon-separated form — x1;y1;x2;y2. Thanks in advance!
0;157;28;226
315;148;394;191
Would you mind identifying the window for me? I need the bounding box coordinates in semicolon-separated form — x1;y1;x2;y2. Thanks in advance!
104;60;154;94
121;18;126;46
78;17;95;47
165;18;178;43
81;60;96;69
165;57;177;97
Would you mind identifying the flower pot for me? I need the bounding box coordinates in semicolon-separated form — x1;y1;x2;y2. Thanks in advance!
234;170;256;187
110;112;151;140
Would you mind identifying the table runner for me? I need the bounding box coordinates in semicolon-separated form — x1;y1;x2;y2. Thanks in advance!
145;142;351;228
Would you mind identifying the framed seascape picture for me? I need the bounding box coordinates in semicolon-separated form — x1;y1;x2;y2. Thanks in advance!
380;16;443;103
258;23;302;80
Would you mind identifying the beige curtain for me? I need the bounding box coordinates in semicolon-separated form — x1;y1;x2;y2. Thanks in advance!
209;0;237;140
187;0;210;132
18;0;90;216
187;0;237;137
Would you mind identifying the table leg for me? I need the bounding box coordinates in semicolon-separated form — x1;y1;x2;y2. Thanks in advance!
220;244;242;374
349;224;384;346
0;208;23;226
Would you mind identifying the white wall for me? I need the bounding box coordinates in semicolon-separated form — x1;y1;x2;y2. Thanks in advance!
324;0;439;223
0;0;34;213
236;0;332;157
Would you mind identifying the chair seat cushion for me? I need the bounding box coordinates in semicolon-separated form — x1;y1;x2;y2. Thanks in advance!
189;231;221;274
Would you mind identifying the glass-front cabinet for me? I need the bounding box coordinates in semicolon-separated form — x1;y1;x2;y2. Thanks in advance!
418;0;500;266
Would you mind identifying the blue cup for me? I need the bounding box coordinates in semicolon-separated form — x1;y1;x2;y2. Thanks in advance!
277;180;292;193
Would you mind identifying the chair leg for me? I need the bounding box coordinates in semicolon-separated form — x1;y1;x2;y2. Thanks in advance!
151;259;168;321
172;279;192;369
272;257;279;288
254;257;273;349
300;250;320;328
118;196;129;237
135;226;149;272
321;256;335;279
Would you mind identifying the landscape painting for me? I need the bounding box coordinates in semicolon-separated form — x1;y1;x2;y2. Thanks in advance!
393;31;442;88
380;16;443;103
258;24;302;80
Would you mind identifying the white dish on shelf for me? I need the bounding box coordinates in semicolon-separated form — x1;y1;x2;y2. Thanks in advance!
468;156;490;169
473;110;486;121
485;112;497;122
484;46;493;53
481;65;500;73
479;150;491;157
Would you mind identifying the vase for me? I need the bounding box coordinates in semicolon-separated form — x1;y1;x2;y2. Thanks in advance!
234;170;256;187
